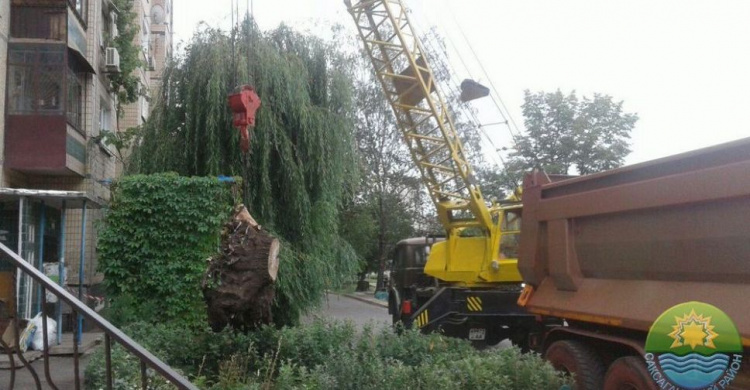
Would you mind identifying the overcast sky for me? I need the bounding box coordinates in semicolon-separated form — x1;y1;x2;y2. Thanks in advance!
173;0;750;166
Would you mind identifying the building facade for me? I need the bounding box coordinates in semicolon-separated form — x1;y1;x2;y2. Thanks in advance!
118;0;172;175
0;0;172;318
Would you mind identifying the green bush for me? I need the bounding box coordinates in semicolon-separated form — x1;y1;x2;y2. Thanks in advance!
263;347;569;390
86;320;571;390
97;173;235;328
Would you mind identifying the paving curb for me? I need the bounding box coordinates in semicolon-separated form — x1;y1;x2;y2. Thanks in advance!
337;293;389;309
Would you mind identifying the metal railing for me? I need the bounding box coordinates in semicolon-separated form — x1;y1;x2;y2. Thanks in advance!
0;242;198;390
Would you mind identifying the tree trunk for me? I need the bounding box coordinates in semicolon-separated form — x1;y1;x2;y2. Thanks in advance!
202;205;280;331
356;271;370;292
375;195;386;292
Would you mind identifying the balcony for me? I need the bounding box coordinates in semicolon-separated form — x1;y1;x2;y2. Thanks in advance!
5;44;88;176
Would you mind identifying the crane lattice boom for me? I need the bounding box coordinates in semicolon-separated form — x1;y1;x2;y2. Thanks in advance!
345;0;492;232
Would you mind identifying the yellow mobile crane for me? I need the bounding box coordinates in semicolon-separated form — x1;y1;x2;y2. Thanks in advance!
345;0;539;346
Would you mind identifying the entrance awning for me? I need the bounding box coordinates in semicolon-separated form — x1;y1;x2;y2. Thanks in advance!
0;188;103;209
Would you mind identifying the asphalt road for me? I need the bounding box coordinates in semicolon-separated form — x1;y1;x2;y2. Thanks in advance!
303;293;391;330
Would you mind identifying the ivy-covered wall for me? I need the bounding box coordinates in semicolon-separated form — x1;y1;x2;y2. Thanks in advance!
97;173;235;326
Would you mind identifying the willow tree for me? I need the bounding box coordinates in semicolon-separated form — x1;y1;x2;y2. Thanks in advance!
131;21;360;324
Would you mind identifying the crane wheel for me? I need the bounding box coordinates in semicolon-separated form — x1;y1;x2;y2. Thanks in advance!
545;340;605;390
603;356;658;390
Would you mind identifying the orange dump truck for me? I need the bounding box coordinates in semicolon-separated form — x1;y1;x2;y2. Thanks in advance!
519;137;750;390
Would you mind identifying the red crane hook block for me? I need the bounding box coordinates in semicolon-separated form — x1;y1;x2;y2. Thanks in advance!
228;85;261;153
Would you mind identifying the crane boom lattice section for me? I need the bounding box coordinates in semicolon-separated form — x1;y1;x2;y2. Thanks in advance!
346;0;492;231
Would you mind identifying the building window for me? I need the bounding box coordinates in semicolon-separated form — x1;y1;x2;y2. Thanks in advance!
11;7;67;41
100;9;118;48
67;68;85;131
68;0;88;24
140;94;150;122
141;17;150;60
99;101;112;134
8;44;65;115
7;44;87;133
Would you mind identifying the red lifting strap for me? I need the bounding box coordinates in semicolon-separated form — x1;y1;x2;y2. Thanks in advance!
228;85;261;153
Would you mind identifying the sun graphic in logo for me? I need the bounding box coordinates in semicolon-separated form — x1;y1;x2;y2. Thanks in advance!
667;309;719;350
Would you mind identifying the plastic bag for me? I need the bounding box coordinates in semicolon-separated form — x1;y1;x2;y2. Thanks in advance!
18;321;36;352
29;313;57;351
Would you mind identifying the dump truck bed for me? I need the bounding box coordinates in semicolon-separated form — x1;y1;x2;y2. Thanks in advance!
519;137;750;345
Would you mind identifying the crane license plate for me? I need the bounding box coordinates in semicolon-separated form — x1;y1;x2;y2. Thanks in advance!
468;328;486;340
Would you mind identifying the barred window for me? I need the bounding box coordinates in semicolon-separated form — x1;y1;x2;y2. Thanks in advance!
7;44;87;133
11;7;66;40
7;45;65;115
8;65;33;112
67;69;85;131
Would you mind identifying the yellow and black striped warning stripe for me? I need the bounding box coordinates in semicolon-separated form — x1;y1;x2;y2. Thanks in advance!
414;310;429;328
466;296;483;312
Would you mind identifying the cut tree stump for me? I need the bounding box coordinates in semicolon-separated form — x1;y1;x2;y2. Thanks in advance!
202;205;280;331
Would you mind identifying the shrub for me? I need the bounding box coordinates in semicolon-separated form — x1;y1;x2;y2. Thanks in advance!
85;322;257;389
86;320;572;390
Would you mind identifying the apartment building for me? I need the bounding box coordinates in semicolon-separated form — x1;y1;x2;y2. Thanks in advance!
0;0;172;318
116;0;172;175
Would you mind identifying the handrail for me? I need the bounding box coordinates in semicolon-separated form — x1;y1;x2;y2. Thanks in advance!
0;242;198;390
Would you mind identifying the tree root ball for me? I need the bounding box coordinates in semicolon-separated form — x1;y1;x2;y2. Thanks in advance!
202;205;280;331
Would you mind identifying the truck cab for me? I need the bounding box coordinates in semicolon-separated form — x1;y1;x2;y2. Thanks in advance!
387;236;443;325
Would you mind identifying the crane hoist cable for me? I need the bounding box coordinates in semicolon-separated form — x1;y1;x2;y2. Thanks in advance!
442;0;523;144
410;5;523;193
409;12;509;173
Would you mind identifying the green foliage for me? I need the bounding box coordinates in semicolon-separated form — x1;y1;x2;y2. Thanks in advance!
509;89;638;181
272;236;360;325
108;0;144;115
85;320;570;390
99;126;141;173
130;20;360;323
85;341;177;390
338;202;377;267
97;173;234;327
271;347;568;390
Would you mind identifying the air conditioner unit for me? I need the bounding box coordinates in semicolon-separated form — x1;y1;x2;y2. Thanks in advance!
105;47;121;73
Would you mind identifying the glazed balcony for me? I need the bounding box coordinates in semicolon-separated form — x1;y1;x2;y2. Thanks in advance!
5;1;94;176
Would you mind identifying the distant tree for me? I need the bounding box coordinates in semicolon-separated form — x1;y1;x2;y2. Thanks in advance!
508;90;638;181
346;59;421;291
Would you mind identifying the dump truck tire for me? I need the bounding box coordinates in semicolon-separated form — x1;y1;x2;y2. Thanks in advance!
545;340;605;390
603;356;658;390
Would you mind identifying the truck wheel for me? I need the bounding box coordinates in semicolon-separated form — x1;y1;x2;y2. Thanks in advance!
603;356;657;390
545;340;605;390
